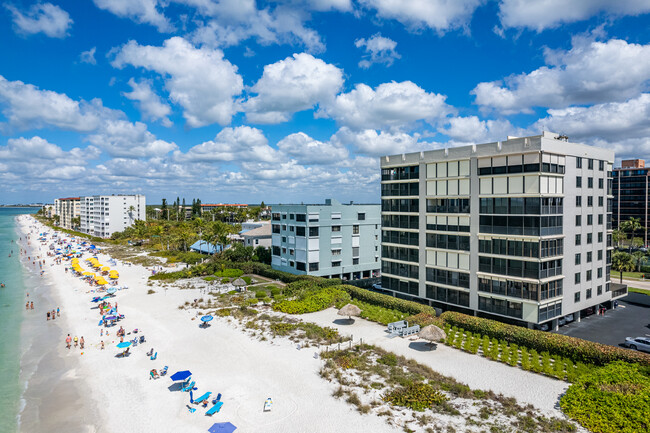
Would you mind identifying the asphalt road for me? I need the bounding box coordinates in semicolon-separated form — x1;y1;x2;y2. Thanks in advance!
554;294;650;347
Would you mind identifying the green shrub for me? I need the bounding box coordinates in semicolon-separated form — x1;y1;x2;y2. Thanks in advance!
440;311;650;366
270;288;281;298
214;268;243;278
383;383;448;411
341;285;436;317
508;344;519;367
255;290;266;299
553;357;566;380
272;287;351;314
560;361;650;433
520;348;530;370
242;276;252;284
378;353;398;367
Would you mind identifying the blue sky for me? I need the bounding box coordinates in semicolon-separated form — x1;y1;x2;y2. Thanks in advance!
1;0;650;205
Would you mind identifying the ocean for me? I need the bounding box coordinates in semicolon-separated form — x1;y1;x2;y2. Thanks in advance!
0;208;38;432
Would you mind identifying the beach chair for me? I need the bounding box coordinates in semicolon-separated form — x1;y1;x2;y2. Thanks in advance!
205;401;223;416
139;335;146;344
150;369;159;380
264;398;273;412
194;392;211;405
131;337;138;347
160;366;168;376
150;352;157;360
182;381;195;392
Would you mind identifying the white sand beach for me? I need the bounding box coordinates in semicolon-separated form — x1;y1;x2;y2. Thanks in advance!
16;214;577;433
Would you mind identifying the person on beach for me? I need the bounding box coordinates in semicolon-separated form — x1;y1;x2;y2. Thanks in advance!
101;341;104;350
30;302;33;310
47;311;50;321
51;309;56;320
57;307;60;317
74;336;78;348
26;302;29;310
66;334;71;349
80;337;85;349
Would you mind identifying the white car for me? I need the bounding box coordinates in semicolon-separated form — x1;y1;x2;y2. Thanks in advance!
624;337;650;353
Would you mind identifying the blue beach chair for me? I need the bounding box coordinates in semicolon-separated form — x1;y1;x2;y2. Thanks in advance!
194;392;211;405
150;352;157;360
182;381;195;392
205;401;223;416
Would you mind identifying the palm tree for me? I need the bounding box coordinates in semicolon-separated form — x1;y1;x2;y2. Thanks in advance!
632;250;645;272
621;217;643;253
175;223;195;252
612;251;636;283
612;229;624;249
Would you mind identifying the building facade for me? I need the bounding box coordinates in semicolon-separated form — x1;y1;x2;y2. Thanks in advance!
380;132;626;329
54;197;80;230
242;224;272;248
42;204;55;219
80;194;146;238
613;159;650;245
271;199;381;280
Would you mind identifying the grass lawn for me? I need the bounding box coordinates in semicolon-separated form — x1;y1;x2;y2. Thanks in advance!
628;287;650;296
619;271;646;280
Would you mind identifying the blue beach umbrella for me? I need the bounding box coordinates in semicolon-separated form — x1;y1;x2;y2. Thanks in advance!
208;422;237;433
170;370;192;381
201;315;213;322
116;341;131;348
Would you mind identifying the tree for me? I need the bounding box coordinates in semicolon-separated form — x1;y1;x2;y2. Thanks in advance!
222;243;254;262
174;223;195;252
612;229;624;248
161;198;168;220
71;216;81;229
621;217;644;253
632;250;646;272
612;251;636;283
254;246;271;265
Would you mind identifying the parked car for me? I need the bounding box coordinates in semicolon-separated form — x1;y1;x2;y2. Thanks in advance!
623;337;650;353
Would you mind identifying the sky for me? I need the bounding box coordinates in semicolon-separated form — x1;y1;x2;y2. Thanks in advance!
1;1;650;205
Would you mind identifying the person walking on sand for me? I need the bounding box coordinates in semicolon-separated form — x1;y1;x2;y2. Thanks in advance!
57;307;60;317
66;334;71;349
101;341;104;350
30;301;33;310
26;302;29;310
47;311;50;321
51;309;56;320
74;336;78;348
80;336;84;349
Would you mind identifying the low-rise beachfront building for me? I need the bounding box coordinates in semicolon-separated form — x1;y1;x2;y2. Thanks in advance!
271;199;381;280
242;224;272;248
54;197;80;230
41;204;55;219
379;132;626;330
79;194;146;238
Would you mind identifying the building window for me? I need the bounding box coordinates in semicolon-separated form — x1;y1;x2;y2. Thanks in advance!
332;261;341;267
587;196;593;207
290;226;295;232
309;227;319;237
352;247;360;256
290;214;295;220
282;214;287;219
576;157;582;168
598;197;603;207
290;261;295;267
575;273;581;284
353;225;360;235
296;226;305;236
272;246;281;256
598;232;603;243
599;160;604;171
588;177;593;188
597;285;603;295
296;262;306;271
587;251;592;262
575;292;580;302
575;234;581;245
331;249;341;256
587;233;593;244
586;288;592;298
598;250;603;260
576;176;582;187
575;253;581;265
588;159;594;170
586;270;592;281
358;213;366;221
597;267;603;278
598;178;604;189
598;214;603;225
575;215;581;226
289;249;294;255
576;196;582;207
282;247;287;254
332;225;341;232
353;258;359;265
309;262;319;271
587;215;593;225
296;214;306;222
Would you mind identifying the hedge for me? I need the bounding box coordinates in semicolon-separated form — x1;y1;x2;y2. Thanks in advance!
440;311;650;366
341;285;437;317
273;287;351;314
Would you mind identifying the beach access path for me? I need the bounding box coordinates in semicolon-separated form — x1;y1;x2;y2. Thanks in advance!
20;216;396;433
300;309;570;417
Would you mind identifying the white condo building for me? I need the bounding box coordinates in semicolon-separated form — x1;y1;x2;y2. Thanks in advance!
54;197;80;230
80;194;146;238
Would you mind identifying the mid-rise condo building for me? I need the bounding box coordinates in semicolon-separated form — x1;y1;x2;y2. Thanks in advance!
80;194;146;238
54;197;80;230
612;159;650;245
271;199;381;280
380;132;627;329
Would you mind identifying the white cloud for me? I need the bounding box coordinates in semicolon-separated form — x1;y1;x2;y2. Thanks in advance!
277;132;348;164
355;33;400;68
472;37;650;113
80;47;97;65
86;119;178;158
0;75;106;132
188;0;325;53
319;81;453;130
499;0;650;31
331;127;420;156
443;116;521;143
5;3;73;38
92;0;173;32
123;78;172;127
245;53;344;124
360;0;483;32
174;126;278;163
112;37;243;128
5;3;72;38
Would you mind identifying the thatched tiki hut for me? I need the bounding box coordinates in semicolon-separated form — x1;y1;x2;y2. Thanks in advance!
337;303;361;322
418;325;446;348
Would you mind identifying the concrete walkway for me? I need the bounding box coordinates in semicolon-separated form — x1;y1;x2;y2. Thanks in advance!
299;308;570;417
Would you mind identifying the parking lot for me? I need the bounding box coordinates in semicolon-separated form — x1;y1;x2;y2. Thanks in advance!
554;293;650;349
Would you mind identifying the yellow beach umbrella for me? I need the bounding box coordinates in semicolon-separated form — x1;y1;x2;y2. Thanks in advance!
96;278;108;285
101;266;110;271
83;272;93;276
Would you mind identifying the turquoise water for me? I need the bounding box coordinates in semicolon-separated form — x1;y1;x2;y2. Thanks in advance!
0;208;37;432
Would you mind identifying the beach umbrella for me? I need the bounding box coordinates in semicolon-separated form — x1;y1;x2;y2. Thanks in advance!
201;315;213;323
338;303;361;321
97;278;108;285
208;422;237;433
83;272;93;276
116;341;131;349
101;266;110;271
418;325;447;347
170;370;192;381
